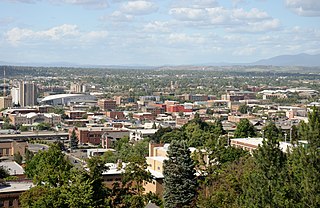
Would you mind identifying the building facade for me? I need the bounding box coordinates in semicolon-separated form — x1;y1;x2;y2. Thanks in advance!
97;99;116;111
0;139;28;157
18;81;38;107
0;96;12;109
8;113;61;126
70;127;129;145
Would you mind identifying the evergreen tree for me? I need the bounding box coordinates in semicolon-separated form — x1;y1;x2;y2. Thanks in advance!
163;140;197;208
285;107;320;207
70;129;78;150
263;121;281;140
303;107;320;148
241;126;287;207
234;119;256;138
211;119;226;136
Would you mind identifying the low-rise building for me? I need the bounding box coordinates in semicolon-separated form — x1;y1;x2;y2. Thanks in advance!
144;143;209;197
8;113;61;126
0;140;28;157
97;99;116;111
0;181;33;208
70;127;129;145
105;111;125;120
129;129;158;142
0;161;25;179
0;97;12;109
133;112;155;121
102;162;126;189
230;137;293;154
65;110;87;119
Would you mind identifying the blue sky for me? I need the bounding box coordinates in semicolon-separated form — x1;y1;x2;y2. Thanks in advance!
0;0;319;65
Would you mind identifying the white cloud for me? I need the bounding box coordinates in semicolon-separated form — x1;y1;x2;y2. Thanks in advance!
169;8;207;21
5;0;108;9
232;8;269;20
169;3;279;32
5;24;108;46
6;0;38;3
169;5;279;31
55;0;108;9
233;46;257;56
227;19;281;32
6;28;34;45
171;0;218;9
285;0;320;16
101;11;134;22
143;21;171;33
168;33;205;44
121;1;158;15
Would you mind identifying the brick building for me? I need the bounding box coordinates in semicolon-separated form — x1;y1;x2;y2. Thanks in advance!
65;110;87;119
105;111;125;120
70;127;129;145
97;99;116;111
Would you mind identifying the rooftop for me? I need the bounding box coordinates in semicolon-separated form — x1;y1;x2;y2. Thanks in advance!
0;182;33;193
0;161;25;175
102;163;127;175
147;168;164;179
231;137;294;153
41;94;96;102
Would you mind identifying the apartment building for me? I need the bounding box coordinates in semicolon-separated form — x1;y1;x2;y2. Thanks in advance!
70;127;129;145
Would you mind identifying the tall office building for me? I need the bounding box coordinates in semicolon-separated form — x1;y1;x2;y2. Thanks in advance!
70;82;86;93
18;81;38;107
11;87;20;105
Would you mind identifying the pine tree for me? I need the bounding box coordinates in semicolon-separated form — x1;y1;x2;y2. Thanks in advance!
234;118;256;138
70;129;78;150
163;140;197;208
241;122;287;207
305;107;320;148
263;121;281;140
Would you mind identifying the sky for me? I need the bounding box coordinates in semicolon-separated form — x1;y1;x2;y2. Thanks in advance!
0;0;319;66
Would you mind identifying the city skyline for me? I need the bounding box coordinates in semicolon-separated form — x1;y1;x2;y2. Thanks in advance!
0;0;319;65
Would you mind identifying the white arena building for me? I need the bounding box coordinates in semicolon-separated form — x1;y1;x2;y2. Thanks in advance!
40;94;97;106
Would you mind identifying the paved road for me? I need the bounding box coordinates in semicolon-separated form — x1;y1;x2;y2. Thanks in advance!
28;143;49;152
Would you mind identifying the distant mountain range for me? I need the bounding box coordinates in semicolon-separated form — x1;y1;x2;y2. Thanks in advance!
1;53;320;67
250;53;320;67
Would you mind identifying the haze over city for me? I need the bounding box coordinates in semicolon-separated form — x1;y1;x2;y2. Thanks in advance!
1;0;320;65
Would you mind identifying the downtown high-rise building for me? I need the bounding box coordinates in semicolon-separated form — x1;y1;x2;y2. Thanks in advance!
17;81;38;107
